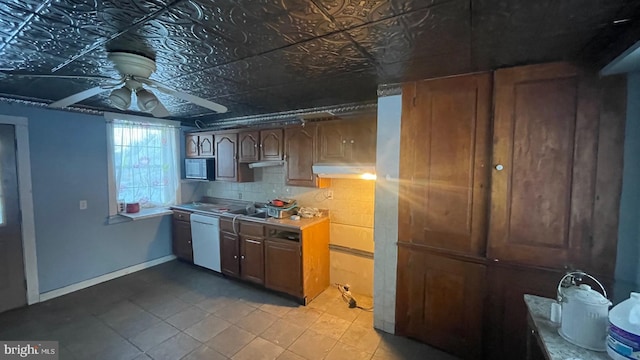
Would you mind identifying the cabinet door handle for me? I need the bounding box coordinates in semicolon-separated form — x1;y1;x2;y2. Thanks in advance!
246;239;261;245
495;164;504;171
233;255;237;259
350;139;355;144
241;255;245;259
342;140;346;144
260;144;263;148
254;144;258;148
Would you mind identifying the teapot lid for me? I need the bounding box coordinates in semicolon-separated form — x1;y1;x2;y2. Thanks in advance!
566;284;611;306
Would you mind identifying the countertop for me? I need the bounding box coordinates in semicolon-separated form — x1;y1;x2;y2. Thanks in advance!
524;294;609;360
170;202;329;231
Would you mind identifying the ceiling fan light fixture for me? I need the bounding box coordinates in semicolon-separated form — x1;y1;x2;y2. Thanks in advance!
136;89;159;112
109;86;132;110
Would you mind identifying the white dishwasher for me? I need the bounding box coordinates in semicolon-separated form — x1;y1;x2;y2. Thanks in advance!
190;213;221;272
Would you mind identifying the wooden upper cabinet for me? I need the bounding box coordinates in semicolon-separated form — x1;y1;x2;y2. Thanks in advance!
238;131;259;163
398;73;492;256
186;134;199;158
488;62;601;270
284;125;329;188
260;129;284;161
186;132;214;158
215;131;254;182
317;116;376;164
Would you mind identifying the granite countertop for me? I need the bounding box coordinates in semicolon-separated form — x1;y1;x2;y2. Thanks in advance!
218;211;329;230
524;294;610;360
170;201;329;230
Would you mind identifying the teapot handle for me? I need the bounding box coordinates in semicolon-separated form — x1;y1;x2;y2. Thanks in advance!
556;271;608;302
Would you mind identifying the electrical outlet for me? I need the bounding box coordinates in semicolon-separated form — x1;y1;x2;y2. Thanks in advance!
326;190;334;200
79;200;87;210
238;192;243;199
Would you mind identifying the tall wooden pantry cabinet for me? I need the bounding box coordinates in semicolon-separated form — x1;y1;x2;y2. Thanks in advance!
395;63;625;359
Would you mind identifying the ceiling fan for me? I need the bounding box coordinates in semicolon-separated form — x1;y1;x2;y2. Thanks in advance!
1;51;227;118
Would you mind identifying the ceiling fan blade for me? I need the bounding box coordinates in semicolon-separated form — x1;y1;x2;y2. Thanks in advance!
133;76;228;113
151;101;171;118
0;71;118;81
49;84;119;108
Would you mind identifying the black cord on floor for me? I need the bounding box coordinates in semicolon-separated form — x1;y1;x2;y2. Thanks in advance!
334;283;373;312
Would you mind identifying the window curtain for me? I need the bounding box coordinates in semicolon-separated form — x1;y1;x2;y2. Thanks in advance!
109;119;180;208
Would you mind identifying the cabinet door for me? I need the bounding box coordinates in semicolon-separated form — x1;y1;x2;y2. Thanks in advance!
186;134;199;158
285;125;327;187
215;132;238;181
172;219;193;262
349;117;377;163
238;131;259;163
317;121;350;163
220;231;240;277
199;133;214;157
260;129;283;161
398;73;492;256
241;236;264;285
265;239;301;296
484;264;562;360
488;63;599;269
395;246;485;359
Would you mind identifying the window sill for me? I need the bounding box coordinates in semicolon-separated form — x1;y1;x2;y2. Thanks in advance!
107;208;173;224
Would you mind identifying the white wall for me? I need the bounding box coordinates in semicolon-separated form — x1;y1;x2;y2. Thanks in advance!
373;94;402;334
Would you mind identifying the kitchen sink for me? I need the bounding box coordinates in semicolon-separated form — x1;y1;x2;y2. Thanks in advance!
247;211;269;219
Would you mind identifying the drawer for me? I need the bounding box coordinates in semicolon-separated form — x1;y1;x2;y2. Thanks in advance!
173;210;191;221
239;221;264;237
220;218;235;233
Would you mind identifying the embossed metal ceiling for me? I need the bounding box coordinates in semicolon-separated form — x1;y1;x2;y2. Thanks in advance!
0;0;637;122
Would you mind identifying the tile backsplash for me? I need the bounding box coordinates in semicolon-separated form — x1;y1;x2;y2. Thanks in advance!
200;166;375;296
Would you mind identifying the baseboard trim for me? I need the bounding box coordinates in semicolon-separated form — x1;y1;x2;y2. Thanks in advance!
39;255;177;302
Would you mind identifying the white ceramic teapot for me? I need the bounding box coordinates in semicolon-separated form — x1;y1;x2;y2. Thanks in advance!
555;271;612;351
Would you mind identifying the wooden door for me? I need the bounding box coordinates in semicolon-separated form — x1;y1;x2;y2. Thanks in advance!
172;219;193;262
265;239;301;296
238;131;259;163
317;121;350;163
241;236;264;285
484;264;562;360
396;246;486;359
215;132;238;181
398;73;492;256
349;117;377;163
260;129;283;161
199;133;214;157
0;125;26;313
220;231;240;277
186;134;199;158
285;125;327;187
488;63;600;269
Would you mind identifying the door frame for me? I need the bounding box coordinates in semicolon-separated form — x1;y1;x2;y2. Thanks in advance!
0;115;39;305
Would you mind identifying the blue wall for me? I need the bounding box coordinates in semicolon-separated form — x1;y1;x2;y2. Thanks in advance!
615;72;640;297
0;102;172;293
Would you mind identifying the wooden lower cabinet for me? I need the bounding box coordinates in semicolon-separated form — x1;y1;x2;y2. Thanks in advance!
220;231;240;277
240;236;264;285
172;211;193;262
264;239;302;297
219;217;329;304
484;264;562;360
396;245;486;359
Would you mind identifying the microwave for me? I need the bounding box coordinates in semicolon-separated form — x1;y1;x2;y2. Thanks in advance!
185;158;215;180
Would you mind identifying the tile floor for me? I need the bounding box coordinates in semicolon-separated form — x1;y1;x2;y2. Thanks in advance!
0;260;459;360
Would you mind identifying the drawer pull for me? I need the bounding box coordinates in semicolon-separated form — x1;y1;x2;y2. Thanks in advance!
246;239;261;245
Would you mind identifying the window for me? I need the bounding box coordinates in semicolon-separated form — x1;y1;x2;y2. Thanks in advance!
106;113;181;215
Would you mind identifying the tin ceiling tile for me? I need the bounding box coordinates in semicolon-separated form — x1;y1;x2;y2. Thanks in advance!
350;0;470;70
221;0;333;44
0;0;47;13
279;32;375;79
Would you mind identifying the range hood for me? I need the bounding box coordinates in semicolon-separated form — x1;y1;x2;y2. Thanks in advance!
248;160;285;169
312;163;377;180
